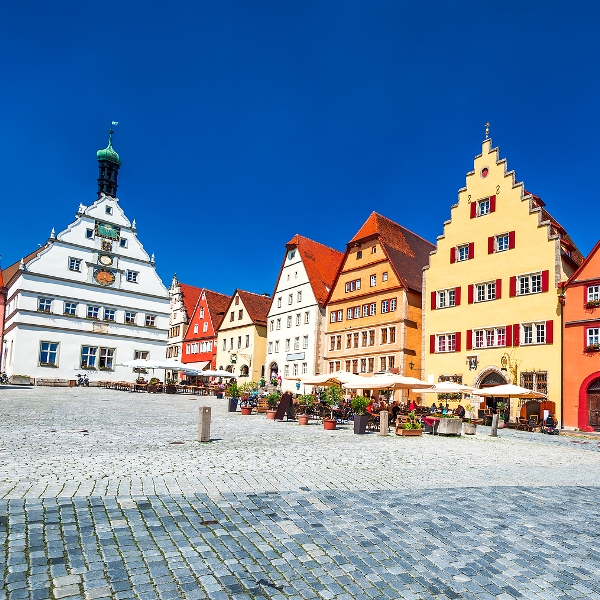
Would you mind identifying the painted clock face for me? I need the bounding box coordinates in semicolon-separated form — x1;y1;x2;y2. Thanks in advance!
94;269;115;286
98;254;113;266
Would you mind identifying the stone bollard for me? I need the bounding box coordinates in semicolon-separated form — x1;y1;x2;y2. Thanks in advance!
379;410;389;436
198;406;211;442
490;413;498;437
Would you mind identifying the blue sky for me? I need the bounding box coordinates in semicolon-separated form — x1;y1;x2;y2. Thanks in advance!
1;1;599;295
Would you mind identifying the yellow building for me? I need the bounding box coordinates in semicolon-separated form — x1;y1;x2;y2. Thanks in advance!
215;290;271;381
423;135;583;422
323;212;434;392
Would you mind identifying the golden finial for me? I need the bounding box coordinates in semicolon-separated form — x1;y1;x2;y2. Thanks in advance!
485;122;490;139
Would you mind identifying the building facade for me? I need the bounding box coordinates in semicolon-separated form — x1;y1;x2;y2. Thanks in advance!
1;131;170;382
561;241;600;430
266;235;343;391
215;290;270;380
423;136;582;423
323;212;434;390
181;288;231;371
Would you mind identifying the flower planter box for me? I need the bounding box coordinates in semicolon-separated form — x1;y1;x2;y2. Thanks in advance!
438;418;462;436
298;415;310;426
240;406;253;416
9;376;32;386
266;410;277;420
353;414;369;434
463;422;477;435
323;418;337;430
396;428;423;436
147;385;158;393
165;385;177;394
497;418;505;429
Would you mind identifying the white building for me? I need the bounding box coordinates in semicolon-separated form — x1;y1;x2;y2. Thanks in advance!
1;129;170;383
266;235;343;391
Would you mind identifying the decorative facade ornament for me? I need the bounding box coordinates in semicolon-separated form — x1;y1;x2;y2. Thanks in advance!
50;228;55;239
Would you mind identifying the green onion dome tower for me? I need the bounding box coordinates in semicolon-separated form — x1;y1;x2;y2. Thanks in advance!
96;128;121;198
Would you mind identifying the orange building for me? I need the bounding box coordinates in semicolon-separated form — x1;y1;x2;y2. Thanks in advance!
561;240;600;431
323;212;434;384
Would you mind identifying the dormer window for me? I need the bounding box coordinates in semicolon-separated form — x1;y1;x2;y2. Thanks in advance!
288;250;296;260
105;206;113;215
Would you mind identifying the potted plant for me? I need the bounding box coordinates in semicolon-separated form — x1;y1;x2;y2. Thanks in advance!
266;391;281;420
227;382;240;413
395;411;423;436
165;378;178;394
351;395;370;434
496;401;507;428
147;377;160;393
438;414;462;436
216;383;225;399
463;403;477;435
321;385;342;430
297;394;314;425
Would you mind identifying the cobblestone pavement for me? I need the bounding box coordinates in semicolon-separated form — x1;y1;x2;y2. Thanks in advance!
1;388;600;599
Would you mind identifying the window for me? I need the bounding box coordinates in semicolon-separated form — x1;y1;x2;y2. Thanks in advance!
285;339;290;352
294;337;300;350
284;365;290;377
478;198;490;216
388;356;395;370
277;297;282;308
369;303;376;316
103;308;115;321
381;328;388;344
200;308;204;318
437;289;456;309
238;309;243;320
86;229;94;239
380;357;387;371
145;315;156;327
268;342;273;354
345;279;361;292
521;322;546;345
276;318;281;330
352;306;359;319
457;244;469;262
473;327;506;348
105;206;113;215
296;313;301;326
194;324;199;334
288;249;296;260
302;363;307;374
39;342;59;366
330;310;343;323
353;333;359;348
305;311;310;324
38;298;52;313
362;305;368;317
588;286;600;302
368;358;374;372
87;305;100;319
369;330;375;346
303;335;308;349
293;363;299;376
521;371;548;395
287;315;292;328
370;274;377;287
381;300;389;313
119;238;128;248
356;251;362;259
134;350;148;360
230;311;235;322
588;328;600;348
496;234;509;252
288;294;293;305
68;257;82;272
390;298;397;311
371;246;377;254
352;359;358;373
437;333;456;353
360;359;366;373
269;320;274;331
237;336;242;349
362;332;367;346
235;296;239;305
330;336;336;351
98;348;115;370
295;272;298;279
223;339;227;351
346;333;352;349
382;272;388;282
81;346;97;368
230;337;234;350
345;360;351;372
390;327;396;343
336;335;342;350
275;341;280;352
297;291;302;302
329;361;335;373
125;311;136;324
518;273;542;295
126;271;139;283
64;302;77;316
475;282;496;302
202;322;208;333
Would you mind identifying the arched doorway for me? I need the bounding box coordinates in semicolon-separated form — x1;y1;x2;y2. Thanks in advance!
474;369;510;416
588;378;600;430
269;362;278;379
240;365;249;377
478;370;508;387
226;365;233;373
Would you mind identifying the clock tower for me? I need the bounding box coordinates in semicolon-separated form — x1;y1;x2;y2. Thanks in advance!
96;128;121;198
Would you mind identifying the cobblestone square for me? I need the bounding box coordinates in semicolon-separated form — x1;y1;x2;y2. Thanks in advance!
1;387;599;599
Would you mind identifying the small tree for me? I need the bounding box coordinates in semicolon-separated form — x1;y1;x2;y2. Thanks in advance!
227;382;240;401
298;394;315;415
266;390;282;409
351;395;369;416
322;385;343;420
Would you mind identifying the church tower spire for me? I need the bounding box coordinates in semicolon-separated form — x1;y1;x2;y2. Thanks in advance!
96;126;121;198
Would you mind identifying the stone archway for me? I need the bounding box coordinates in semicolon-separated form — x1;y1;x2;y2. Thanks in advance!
577;371;600;431
587;378;600;430
240;364;249;378
472;367;510;414
269;362;279;377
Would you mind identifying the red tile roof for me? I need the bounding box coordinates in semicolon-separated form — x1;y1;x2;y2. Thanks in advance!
179;283;203;320
1;245;50;287
237;290;271;326
350;212;435;293
285;235;344;306
204;289;232;330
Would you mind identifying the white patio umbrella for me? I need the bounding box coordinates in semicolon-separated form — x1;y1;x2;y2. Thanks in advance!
472;384;546;399
360;374;432;390
301;371;356;386
414;381;475;394
203;369;237;378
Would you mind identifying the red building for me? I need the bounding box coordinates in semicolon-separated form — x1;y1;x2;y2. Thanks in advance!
562;240;600;431
181;288;231;371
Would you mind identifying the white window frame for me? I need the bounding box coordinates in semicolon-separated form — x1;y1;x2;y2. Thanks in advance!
268;342;273;354
284;365;290;377
496;233;509;252
275;340;280;352
87;305;100;319
475;281;496;303
296;313;301;326
203;322;208;333
277;297;282;308
382;272;388;282
38;298;52;313
437;289;456;309
145;315;156;327
293;363;298;376
64;302;77;316
588;286;600;302
520;322;546;345
288;294;293;305
302;363;307;374
68;257;82;272
269;320;274;331
297;291;302;302
276;318;281;330
126;270;139;283
103;308;115;322
381;300;389;314
303;335;308;349
587;328;600;347
478;198;490;216
194;324;199;334
39;341;59;366
390;298;397;311
287;315;292;328
370;274;376;287
304;311;310;324
125;311;137;324
294;337;300;351
436;333;456;353
518;273;542;296
457;245;469;262
473;326;506;349
369;303;376;316
285;339;290;352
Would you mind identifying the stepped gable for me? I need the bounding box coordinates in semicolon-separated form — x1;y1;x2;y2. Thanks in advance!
179;283;202;319
526;190;584;268
237;290;271;326
286;234;343;306
350;212;435;293
204;289;232;330
1;245;50;286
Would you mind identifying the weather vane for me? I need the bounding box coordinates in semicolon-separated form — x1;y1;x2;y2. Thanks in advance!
485;122;490;139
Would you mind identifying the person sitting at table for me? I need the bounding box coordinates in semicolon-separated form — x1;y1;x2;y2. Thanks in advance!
390;400;401;420
430;403;438;414
455;404;465;418
408;399;416;411
366;399;375;414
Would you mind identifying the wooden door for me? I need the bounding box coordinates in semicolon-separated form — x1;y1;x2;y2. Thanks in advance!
589;393;600;429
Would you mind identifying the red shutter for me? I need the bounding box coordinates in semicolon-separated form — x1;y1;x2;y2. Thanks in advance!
470;202;477;219
488;236;495;254
430;335;436;354
496;278;502;299
455;332;461;352
455;287;461;306
542;270;550;292
546;320;553;344
509;230;516;249
450;247;456;264
506;325;512;347
468;284;474;304
513;324;520;346
431;291;436;310
468;242;475;259
509;276;517;297
489;195;496;212
466;329;472;350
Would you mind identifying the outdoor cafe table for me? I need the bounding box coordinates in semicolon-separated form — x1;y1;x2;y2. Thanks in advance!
421;416;441;434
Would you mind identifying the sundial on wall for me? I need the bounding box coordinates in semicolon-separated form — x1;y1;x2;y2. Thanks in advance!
95;221;120;240
98;254;113;266
94;269;116;286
